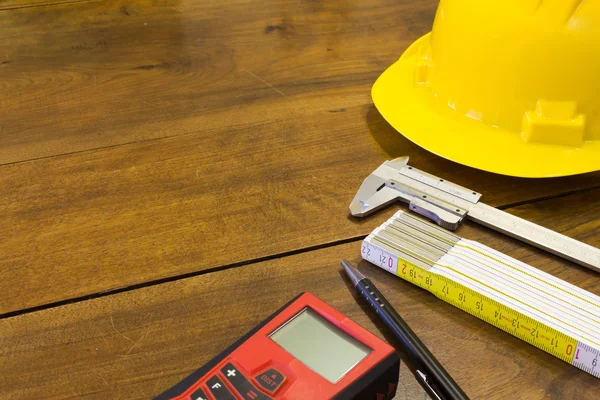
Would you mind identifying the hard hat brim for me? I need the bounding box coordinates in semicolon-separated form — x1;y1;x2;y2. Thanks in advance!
372;34;600;178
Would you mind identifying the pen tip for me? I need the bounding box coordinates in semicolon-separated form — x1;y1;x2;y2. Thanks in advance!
341;260;365;287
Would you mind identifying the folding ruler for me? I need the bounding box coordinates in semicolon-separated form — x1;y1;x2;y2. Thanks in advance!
362;211;600;377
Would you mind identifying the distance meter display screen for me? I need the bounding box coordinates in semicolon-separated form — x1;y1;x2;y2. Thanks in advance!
270;307;372;383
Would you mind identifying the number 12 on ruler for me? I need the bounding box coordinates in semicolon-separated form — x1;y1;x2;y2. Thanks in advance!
362;242;398;274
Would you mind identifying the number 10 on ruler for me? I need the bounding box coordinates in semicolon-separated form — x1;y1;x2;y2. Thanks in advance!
362;242;398;275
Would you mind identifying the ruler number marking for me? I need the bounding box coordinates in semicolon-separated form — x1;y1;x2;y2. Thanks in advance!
361;245;371;257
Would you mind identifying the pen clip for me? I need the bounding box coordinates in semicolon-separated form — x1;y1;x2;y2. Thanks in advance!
416;370;442;400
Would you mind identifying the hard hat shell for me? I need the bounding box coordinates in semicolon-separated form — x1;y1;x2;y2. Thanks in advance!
372;0;600;177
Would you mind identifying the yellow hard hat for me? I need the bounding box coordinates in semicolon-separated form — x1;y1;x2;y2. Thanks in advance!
372;0;600;177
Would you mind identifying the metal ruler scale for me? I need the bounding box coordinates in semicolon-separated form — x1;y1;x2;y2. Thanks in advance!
361;211;600;377
349;157;600;273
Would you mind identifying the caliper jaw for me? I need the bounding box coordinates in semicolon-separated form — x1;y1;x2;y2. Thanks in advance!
348;174;401;217
349;156;468;230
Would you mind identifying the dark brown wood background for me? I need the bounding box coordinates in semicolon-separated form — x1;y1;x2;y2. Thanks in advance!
1;0;598;399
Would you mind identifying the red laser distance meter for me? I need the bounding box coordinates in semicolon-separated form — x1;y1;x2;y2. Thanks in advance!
155;292;400;400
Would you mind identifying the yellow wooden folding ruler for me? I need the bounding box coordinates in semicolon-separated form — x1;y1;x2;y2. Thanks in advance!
362;211;600;377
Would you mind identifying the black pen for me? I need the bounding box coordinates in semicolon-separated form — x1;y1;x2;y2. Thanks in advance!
342;260;469;400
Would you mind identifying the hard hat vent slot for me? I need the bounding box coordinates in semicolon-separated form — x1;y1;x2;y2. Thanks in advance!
415;45;433;85
521;100;585;147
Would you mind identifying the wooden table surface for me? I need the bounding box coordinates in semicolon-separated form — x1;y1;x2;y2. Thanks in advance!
1;0;599;399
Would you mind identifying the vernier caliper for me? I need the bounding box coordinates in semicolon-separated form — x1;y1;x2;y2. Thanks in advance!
349;157;600;273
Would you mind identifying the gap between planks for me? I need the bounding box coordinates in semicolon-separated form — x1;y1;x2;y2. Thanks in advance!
1;188;596;321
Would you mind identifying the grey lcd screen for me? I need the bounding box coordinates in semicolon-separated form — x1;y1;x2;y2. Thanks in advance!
269;307;372;383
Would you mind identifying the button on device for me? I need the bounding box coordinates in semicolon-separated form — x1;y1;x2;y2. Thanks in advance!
253;368;285;394
220;363;272;400
190;387;208;400
206;375;236;400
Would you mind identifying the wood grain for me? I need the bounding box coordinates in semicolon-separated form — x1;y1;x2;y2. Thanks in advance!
0;0;437;164
1;0;599;316
0;190;598;400
0;0;92;11
1;107;599;316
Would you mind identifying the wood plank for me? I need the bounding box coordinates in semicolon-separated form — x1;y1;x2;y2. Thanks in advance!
1;108;599;316
0;0;438;164
0;190;598;400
